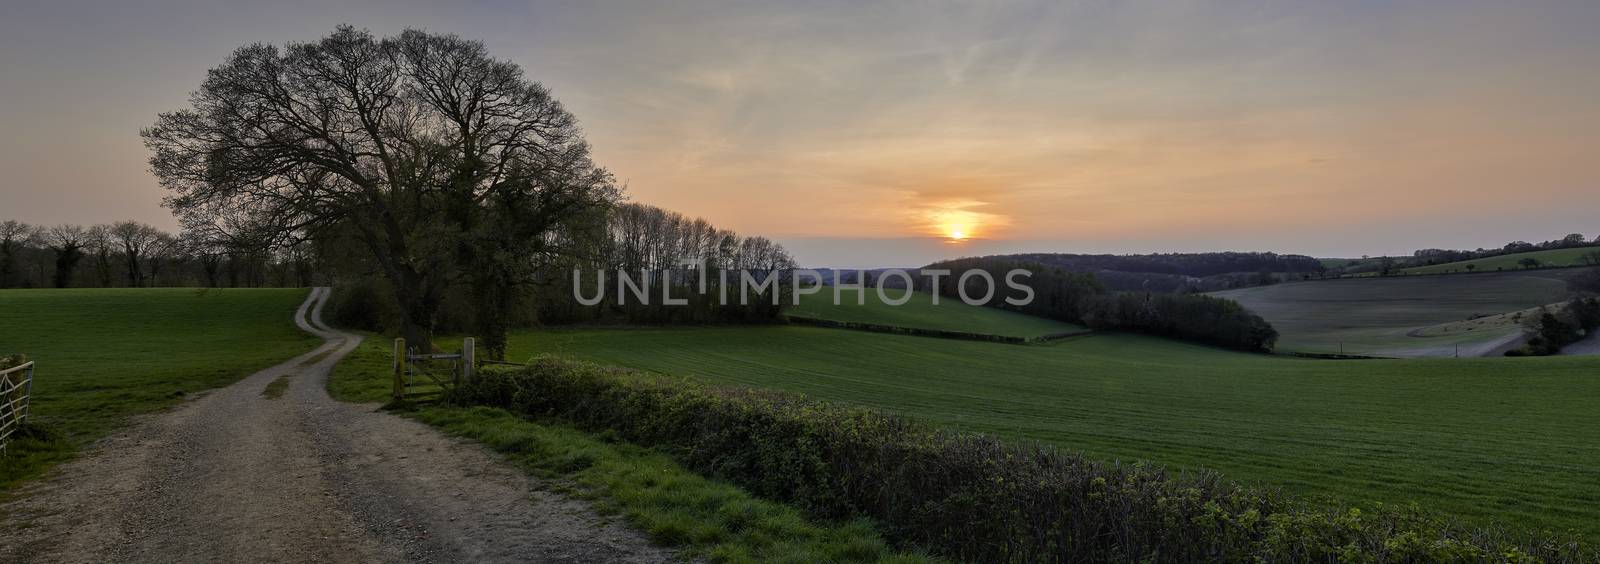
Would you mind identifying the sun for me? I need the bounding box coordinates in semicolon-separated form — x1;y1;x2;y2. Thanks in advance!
924;202;997;242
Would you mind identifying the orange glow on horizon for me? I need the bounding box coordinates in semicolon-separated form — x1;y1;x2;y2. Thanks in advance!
923;198;1003;242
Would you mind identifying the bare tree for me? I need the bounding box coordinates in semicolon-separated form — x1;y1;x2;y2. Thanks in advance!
0;220;33;288
45;225;87;288
178;231;226;288
84;225;119;287
110;221;163;287
144;231;180;287
144;26;615;351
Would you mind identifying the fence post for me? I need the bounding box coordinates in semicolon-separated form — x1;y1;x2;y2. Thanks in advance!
461;337;475;385
392;338;405;402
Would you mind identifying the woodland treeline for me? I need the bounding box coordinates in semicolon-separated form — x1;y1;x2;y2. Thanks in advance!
977;252;1326;292
918;257;1279;352
0;219;311;289
1000;252;1326;278
330;201;797;334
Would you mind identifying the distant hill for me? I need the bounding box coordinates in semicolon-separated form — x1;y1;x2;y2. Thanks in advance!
999;252;1324;277
959;252;1325;292
1399;247;1600;275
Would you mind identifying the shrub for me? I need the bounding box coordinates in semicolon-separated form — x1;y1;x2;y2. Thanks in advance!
1506;298;1600;356
454;359;1593;563
0;353;25;371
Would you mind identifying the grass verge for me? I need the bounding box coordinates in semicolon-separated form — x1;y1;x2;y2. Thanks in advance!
328;334;932;563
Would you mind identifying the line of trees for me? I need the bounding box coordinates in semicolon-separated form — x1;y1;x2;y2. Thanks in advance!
920;257;1279;352
972;252;1329;292
0;219;314;289
330;200;799;336
539;202;797;324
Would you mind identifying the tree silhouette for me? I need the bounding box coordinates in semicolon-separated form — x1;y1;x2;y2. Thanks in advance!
144;26;615;351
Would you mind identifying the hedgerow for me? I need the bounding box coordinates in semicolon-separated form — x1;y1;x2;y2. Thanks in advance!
452;359;1593;563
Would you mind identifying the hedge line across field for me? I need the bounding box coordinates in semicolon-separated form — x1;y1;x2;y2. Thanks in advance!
451;359;1593;563
784;315;1092;344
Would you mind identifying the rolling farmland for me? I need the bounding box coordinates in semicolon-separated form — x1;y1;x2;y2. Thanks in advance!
1399;247;1600;275
1212;272;1576;357
510;325;1600;537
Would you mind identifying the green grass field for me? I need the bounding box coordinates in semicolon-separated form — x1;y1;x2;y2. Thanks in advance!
787;288;1084;338
508;326;1600;538
1399;247;1600;275
1213;273;1572;356
0;288;319;488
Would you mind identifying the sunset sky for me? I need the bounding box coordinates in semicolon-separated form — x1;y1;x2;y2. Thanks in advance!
2;1;1597;267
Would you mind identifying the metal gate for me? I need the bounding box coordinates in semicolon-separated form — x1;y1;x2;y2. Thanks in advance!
0;360;34;453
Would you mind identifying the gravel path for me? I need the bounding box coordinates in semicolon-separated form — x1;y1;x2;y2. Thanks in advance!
1560;331;1600;356
0;288;673;563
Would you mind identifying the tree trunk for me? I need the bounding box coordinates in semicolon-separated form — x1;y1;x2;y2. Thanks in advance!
392;268;440;354
470;270;511;361
0;250;13;289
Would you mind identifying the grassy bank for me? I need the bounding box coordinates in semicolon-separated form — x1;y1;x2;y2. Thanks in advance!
328;335;930;563
0;288;319;489
509;326;1600;538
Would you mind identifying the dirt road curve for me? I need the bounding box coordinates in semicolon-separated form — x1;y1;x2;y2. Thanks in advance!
1561;331;1600;356
0;288;671;563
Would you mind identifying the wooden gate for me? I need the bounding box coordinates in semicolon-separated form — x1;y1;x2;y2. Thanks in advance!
391;338;475;402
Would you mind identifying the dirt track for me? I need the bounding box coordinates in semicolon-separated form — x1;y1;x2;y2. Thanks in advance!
0;288;671;563
1561;331;1600;355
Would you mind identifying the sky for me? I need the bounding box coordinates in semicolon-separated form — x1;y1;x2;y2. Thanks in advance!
1;1;1597;268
